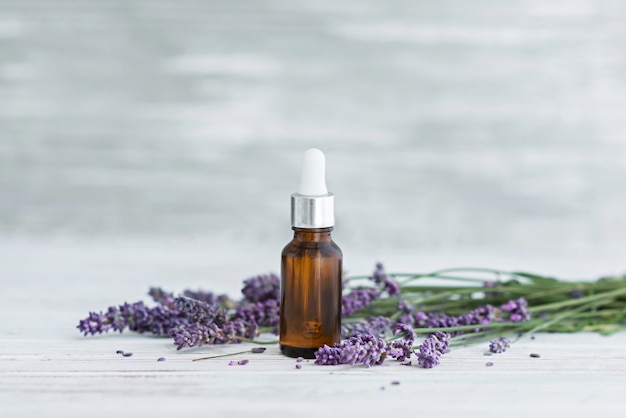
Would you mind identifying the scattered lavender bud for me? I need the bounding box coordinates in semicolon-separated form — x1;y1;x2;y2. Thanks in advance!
237;359;249;365
380;386;385;391
157;357;166;362
296;357;303;363
400;361;412;366
530;353;541;358
531;335;536;340
295;364;302;369
486;362;494;367
484;352;492;356
251;347;266;354
391;381;400;385
123;352;133;357
228;361;236;366
489;337;510;354
116;350;125;355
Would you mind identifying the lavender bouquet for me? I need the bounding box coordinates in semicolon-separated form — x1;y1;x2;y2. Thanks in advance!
78;264;626;368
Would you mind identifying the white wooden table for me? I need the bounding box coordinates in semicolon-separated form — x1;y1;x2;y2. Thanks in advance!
1;240;625;417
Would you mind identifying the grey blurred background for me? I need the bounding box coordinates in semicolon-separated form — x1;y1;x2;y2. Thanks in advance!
1;0;625;295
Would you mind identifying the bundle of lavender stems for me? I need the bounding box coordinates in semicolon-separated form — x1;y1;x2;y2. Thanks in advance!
77;264;626;368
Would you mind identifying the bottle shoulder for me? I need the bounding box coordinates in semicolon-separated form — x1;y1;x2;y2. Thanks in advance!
281;239;342;258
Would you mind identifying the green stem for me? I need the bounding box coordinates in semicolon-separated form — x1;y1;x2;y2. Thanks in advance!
530;287;626;313
192;350;252;362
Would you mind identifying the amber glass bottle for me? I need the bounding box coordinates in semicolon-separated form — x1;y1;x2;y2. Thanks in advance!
280;227;342;358
280;148;342;359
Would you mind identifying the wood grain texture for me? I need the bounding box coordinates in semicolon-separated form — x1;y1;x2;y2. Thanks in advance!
1;240;625;418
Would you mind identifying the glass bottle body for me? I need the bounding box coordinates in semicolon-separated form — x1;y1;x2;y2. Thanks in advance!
280;227;342;359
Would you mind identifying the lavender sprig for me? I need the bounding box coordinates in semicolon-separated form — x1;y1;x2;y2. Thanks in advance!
77;301;186;336
489;337;510;354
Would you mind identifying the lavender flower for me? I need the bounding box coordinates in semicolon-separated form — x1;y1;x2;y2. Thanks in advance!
387;323;416;362
241;274;280;303
314;334;387;367
77;302;187;336
182;289;231;307
234;299;280;331
170;296;258;349
397;301;415;327
313;345;341;365
372;262;400;297
416;332;450;369
341;263;402;317
148;287;176;308
413;304;496;334
342;316;391;339
168;319;257;350
174;296;228;325
342;288;380;317
489;337;510;354
233;274;281;333
500;297;531;322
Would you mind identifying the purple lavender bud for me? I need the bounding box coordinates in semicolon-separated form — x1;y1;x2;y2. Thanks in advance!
296;357;303;363
369;263;400;297
569;289;584;299
500;298;531;323
342;288;380;317
486;361;494;367
342;316;391;339
416;332;450;369
314;333;387;367
148;287;176;308
237;359;249;365
77;301;187;337
387;323;417;362
295;364;302;369
168;318;257;350
314;345;342;365
412;304;496;336
387;339;413;362
251;347;267;353
489;337;510;354
241;274;280;303
157;357;166;362
233;299;280;332
175;296;228;325
182;289;231;307
123;352;133;357
397;301;415;327
347;334;388;367
432;331;450;355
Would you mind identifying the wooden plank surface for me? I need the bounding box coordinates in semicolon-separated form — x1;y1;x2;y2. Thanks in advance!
1;240;625;417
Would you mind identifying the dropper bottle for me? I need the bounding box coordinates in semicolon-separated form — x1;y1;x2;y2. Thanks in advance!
280;148;343;359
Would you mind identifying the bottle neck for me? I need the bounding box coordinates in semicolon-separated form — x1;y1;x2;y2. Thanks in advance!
292;227;333;242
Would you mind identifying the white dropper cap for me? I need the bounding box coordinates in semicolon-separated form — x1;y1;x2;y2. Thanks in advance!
291;148;335;228
299;148;328;196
